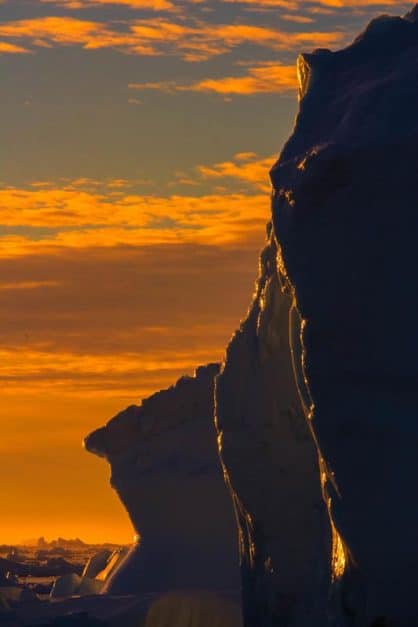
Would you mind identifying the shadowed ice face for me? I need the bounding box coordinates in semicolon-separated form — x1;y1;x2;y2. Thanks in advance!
83;365;235;541
271;7;418;622
84;405;142;460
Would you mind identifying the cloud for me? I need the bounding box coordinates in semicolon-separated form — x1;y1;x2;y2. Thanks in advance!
223;0;410;7
0;16;106;46
0;280;60;291
39;0;175;10
0;41;30;53
196;151;276;190
281;14;314;23
314;0;410;6
0;346;218;394
0;183;270;256
131;62;298;95
0;16;345;60
0;151;277;394
220;0;299;8
0;147;281;257
234;152;258;160
0;159;269;396
0;242;261;395
128;96;144;105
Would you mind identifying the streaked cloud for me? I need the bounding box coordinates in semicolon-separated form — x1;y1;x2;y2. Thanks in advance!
128;96;144;105
0;280;60;291
0;41;30;53
0;148;279;257
0;16;345;60
281;14;314;23
0;184;270;256
223;0;410;8
130;62;298;95
0;241;262;395
196;151;276;190
221;0;300;7
0;159;269;396
40;0;175;10
0;16;108;47
0;347;219;395
316;0;410;6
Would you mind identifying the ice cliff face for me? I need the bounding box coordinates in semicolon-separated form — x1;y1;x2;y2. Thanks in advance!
215;228;331;627
271;5;418;625
85;364;240;596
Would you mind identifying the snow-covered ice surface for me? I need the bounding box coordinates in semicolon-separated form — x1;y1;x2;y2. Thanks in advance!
85;364;240;597
272;4;418;625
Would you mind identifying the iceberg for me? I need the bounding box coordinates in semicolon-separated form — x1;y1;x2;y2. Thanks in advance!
85;364;240;597
271;5;418;624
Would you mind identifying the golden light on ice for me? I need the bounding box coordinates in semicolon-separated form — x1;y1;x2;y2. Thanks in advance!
331;526;346;580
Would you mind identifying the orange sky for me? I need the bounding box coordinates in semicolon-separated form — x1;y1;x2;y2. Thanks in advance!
1;0;413;544
0;161;268;543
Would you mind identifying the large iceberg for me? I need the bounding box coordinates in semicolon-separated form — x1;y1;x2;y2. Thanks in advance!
82;6;418;626
84;364;240;597
271;5;418;625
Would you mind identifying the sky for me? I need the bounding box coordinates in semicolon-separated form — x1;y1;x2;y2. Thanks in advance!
1;0;413;544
